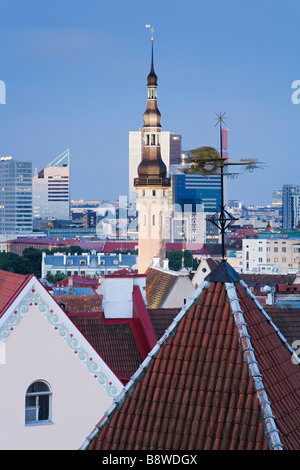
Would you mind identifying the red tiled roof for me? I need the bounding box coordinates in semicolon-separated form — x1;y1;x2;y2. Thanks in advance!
276;284;300;293
240;274;296;297
148;308;181;340
146;268;178;309
67;306;178;385
83;262;300;451
103;242;137;253
56;294;102;313
54;275;99;289
68;312;143;383
0;270;32;317
265;306;300;348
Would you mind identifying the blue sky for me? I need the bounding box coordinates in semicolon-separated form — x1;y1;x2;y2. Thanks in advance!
0;0;299;206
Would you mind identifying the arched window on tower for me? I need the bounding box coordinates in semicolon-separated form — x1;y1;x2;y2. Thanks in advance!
151;134;155;145
152;214;155;226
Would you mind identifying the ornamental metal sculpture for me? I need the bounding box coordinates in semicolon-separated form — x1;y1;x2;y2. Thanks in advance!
181;112;265;261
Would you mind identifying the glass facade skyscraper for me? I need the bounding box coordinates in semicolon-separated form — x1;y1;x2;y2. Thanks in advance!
282;184;300;229
33;149;70;221
0;157;33;234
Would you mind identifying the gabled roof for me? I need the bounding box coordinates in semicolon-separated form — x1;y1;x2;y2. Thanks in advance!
146;268;178;309
0;271;123;400
68;312;143;383
67;306;179;385
0;270;32;317
82;261;300;451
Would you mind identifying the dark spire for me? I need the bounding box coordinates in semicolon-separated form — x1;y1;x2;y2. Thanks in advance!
147;39;157;86
134;36;170;187
204;259;241;283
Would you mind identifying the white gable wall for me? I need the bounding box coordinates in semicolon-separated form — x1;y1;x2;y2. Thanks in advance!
0;279;123;450
161;276;196;309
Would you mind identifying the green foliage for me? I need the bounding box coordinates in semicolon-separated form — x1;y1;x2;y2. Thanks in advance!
111;249;138;255
0;248;42;277
0;245;85;278
166;250;199;272
45;245;84;255
45;272;67;284
0;252;19;272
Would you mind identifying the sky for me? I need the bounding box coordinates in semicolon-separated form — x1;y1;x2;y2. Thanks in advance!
0;0;299;206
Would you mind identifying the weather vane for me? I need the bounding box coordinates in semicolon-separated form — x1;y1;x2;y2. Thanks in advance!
145;24;155;41
181;112;265;261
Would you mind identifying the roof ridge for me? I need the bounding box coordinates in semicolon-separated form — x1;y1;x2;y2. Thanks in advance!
79;279;211;450
239;279;300;364
225;282;283;450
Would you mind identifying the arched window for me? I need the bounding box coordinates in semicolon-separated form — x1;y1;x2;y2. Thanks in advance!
25;381;52;425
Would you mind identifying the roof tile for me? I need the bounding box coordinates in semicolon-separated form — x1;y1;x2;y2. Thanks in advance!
84;264;300;451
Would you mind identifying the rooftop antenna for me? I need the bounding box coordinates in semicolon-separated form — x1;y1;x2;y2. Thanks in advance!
181;112;265;262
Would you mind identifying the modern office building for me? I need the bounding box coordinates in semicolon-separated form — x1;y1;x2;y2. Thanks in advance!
169;129;229;243
282;184;300;229
0;156;33;234
33;149;70;220
272;190;283;208
171;129;228;212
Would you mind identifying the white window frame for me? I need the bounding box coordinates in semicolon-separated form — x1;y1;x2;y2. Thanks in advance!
25;380;53;426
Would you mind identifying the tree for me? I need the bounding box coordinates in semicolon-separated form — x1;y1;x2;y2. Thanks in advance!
166;250;199;271
0;252;19;272
22;247;43;277
46;272;67;284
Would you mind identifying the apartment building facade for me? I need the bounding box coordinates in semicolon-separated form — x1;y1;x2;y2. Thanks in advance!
242;236;300;274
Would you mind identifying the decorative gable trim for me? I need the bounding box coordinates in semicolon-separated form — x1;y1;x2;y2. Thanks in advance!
0;278;122;399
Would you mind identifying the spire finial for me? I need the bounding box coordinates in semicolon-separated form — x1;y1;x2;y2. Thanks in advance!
145;25;157;86
145;24;155;42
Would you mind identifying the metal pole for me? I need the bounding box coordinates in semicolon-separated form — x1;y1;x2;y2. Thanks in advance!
219;122;225;260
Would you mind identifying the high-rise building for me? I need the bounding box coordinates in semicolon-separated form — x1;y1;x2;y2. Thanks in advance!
272;190;282;208
134;38;171;273
282;184;300;229
33;149;70;221
0;156;33;234
169;130;229;242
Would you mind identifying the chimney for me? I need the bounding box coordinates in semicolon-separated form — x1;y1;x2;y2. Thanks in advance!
102;273;146;319
68;276;73;294
163;258;169;270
